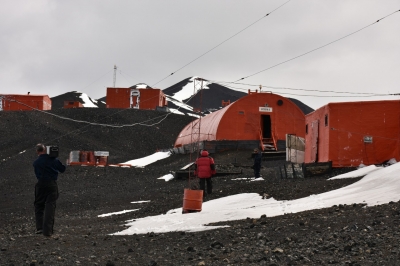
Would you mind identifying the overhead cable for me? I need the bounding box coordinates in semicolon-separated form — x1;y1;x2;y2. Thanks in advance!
6;85;199;128
80;69;113;91
0;90;200;163
211;80;395;96
151;0;292;87
235;9;400;82
218;83;394;98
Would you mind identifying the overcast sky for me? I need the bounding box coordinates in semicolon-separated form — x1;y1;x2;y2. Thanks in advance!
1;0;399;109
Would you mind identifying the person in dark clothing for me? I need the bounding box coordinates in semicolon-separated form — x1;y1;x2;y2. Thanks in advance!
194;150;216;197
253;148;262;178
33;143;66;237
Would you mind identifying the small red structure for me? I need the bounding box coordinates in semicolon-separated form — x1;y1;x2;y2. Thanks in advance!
64;101;83;109
68;151;109;166
106;87;168;110
0;94;51;111
305;100;400;167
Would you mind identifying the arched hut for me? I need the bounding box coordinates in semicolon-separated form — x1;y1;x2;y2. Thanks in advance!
174;91;306;153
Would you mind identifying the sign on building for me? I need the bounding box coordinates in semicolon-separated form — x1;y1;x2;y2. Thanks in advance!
259;107;273;112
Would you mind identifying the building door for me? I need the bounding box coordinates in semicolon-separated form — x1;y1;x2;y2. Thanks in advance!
130;89;140;109
261;115;272;138
311;120;319;162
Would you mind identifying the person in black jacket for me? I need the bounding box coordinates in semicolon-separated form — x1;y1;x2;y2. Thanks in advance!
33;144;66;237
253;148;262;178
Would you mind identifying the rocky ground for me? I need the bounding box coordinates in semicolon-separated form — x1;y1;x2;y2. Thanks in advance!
1;109;399;265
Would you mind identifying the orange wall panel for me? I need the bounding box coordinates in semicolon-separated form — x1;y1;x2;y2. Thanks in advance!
305;100;400;167
139;89;167;110
304;105;330;164
106;88;131;109
175;92;305;147
217;93;305;141
0;95;51;111
106;88;167;109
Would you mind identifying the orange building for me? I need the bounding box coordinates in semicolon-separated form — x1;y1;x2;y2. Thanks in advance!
305;100;400;167
106;87;167;110
175;91;305;152
0;94;51;111
64;101;83;109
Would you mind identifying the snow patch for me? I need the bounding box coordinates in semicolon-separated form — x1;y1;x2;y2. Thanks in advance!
79;93;98;108
113;163;400;235
158;174;175;182
122;151;172;167
98;209;139;217
328;165;381;180
172;77;210;102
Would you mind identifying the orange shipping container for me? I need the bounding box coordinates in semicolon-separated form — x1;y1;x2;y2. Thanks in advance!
305;100;400;167
0;94;51;111
106;87;167;110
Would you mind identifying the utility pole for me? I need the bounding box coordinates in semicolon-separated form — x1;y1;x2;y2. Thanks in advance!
113;65;117;88
190;78;204;156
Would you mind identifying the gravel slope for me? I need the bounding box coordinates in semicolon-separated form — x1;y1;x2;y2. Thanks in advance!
1;109;398;266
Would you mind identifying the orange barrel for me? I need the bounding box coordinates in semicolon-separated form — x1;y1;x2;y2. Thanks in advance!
182;189;203;213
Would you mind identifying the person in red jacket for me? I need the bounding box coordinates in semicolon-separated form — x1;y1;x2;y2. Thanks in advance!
194;150;216;196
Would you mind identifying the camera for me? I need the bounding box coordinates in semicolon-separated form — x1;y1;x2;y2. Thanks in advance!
46;145;59;158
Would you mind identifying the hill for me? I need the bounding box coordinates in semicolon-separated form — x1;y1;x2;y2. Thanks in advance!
2;107;400;264
50;77;314;116
163;77;314;115
51;91;106;109
0;108;192;164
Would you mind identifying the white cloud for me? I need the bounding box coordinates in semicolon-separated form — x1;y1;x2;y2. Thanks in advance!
1;1;399;110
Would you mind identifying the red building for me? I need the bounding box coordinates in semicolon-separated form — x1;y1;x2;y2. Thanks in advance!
305;100;400;167
106;87;167;110
175;91;305;152
0;94;51;111
64;101;83;109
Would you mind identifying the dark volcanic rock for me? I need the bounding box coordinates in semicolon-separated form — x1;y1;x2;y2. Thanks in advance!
0;107;396;265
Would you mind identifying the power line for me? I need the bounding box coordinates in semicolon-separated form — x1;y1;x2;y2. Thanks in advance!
4;84;200;128
81;69;113;91
0;93;196;163
217;83;395;98
151;0;292;87
235;9;400;82
211;80;395;96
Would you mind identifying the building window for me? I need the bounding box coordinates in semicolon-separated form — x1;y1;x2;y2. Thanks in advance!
306;124;308;134
325;114;328;126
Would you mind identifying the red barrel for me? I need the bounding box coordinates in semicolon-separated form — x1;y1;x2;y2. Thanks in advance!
182;189;203;213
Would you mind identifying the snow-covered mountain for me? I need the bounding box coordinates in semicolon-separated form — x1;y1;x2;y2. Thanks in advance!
162;76;314;115
163;77;246;115
51;91;105;109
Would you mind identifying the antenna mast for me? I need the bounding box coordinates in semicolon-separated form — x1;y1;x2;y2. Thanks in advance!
190;77;204;157
113;65;117;87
